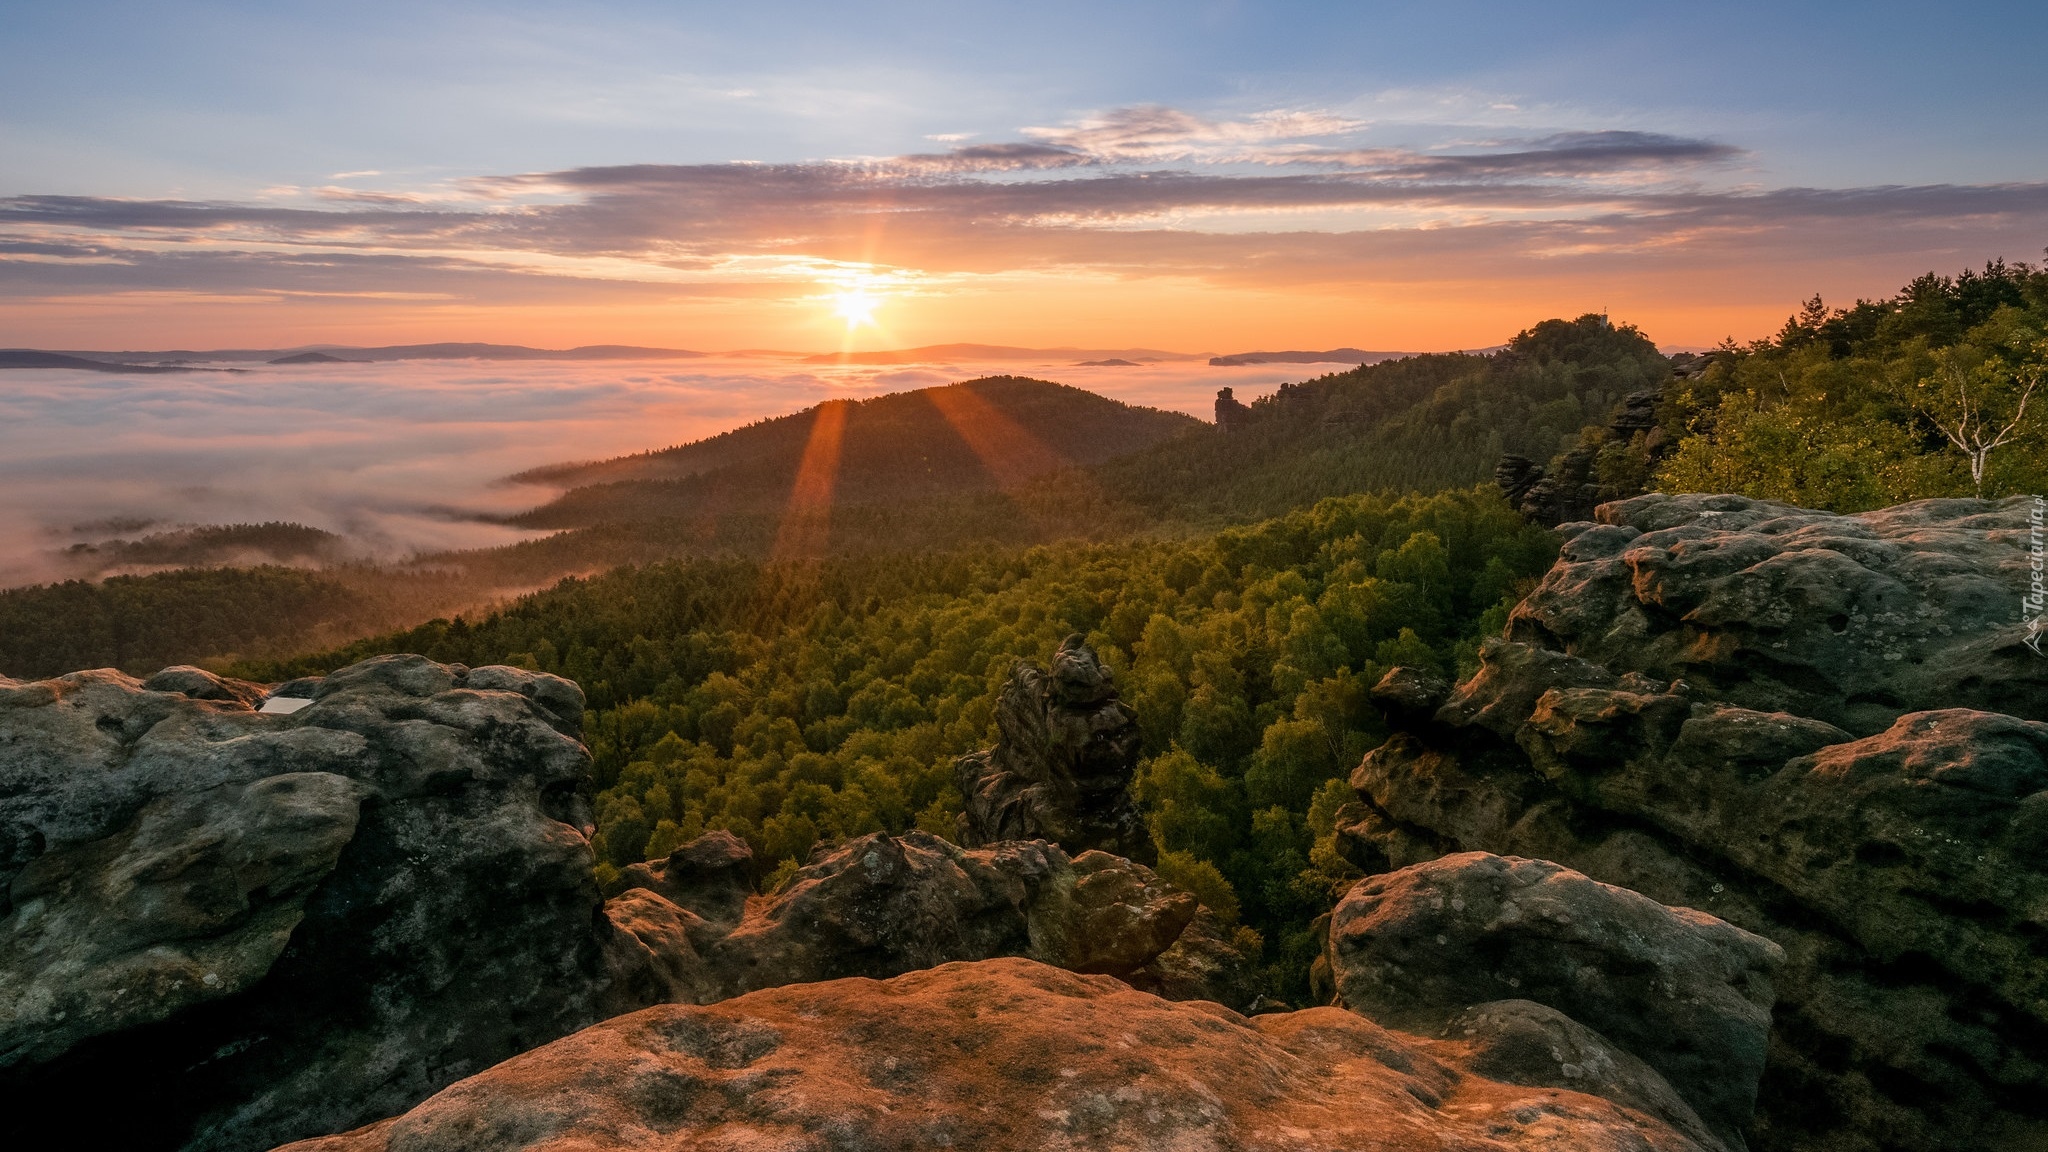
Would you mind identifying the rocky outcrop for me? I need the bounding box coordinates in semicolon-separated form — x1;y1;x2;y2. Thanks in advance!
1496;389;1668;527
605;827;1253;1008
0;655;640;1152
1;654;1249;1152
281;957;1727;1152
1328;852;1781;1151
1338;494;2048;1151
954;634;1152;861
1214;384;1253;430
1510;492;2046;731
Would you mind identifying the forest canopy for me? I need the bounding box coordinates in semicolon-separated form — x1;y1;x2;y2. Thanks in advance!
235;486;1558;996
22;263;2048;997
1655;259;2048;510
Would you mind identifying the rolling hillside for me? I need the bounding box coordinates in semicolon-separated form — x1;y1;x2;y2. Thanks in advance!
508;375;1200;529
0;314;1674;677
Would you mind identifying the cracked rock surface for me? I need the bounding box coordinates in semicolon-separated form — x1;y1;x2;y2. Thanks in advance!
1338;494;2048;1152
279;957;1726;1152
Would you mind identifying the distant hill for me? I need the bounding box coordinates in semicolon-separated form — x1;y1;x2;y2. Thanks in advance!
473;320;1664;576
53;522;353;580
1095;317;1670;522
509;376;1199;532
800;344;1201;365
0;349;192;373
326;343;708;362
1207;348;1415;367
268;352;364;365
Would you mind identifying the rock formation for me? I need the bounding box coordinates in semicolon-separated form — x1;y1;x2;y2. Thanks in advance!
1496;388;1668;526
604;826;1255;1009
0;654;1244;1152
0;655;636;1152
954;634;1152;862
1336;493;2048;1151
1214;384;1253;431
280;957;1729;1152
1327;852;1782;1151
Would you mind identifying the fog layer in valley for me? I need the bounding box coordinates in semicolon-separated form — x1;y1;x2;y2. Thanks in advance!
0;356;1297;587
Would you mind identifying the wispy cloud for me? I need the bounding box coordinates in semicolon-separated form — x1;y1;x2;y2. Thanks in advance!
0;103;2043;333
1022;105;1369;163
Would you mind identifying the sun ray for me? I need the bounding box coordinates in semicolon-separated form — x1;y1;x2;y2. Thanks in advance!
771;398;850;561
924;382;1069;489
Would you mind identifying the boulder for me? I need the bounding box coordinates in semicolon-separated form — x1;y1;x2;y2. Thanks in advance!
603;829;1242;1004
1369;664;1452;724
1346;494;2048;1151
1328;852;1781;1150
0;655;640;1152
279;957;1725;1152
954;634;1152;861
1512;492;2047;734
1445;999;1728;1152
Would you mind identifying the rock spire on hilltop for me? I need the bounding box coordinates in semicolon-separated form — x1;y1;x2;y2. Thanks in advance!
953;634;1152;862
1214;384;1254;431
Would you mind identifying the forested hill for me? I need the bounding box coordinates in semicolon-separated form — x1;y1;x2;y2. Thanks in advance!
0;316;1679;677
510;376;1198;529
1080;314;1670;524
501;316;1670;554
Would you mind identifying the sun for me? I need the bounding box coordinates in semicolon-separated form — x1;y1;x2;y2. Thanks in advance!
831;287;881;328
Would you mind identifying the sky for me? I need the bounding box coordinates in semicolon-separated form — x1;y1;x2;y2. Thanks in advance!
4;0;2048;352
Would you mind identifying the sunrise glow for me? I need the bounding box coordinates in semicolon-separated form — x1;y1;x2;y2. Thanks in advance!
831;287;882;330
3;3;2043;355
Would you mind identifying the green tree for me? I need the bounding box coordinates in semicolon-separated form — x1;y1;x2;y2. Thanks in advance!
1902;337;2046;495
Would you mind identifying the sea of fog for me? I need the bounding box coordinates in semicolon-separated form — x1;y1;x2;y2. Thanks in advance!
0;355;1307;587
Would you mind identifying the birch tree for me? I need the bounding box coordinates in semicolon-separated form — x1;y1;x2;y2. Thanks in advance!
1906;341;2046;495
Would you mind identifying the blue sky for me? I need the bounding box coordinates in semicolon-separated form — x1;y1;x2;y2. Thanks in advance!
3;0;2045;350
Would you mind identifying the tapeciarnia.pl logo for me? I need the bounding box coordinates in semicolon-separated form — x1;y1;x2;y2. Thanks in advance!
2027;495;2047;655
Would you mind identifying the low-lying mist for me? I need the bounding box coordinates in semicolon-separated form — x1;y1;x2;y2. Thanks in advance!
0;355;1297;588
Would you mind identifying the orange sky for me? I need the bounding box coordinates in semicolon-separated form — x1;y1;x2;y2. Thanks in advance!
6;244;2031;356
5;118;2046;354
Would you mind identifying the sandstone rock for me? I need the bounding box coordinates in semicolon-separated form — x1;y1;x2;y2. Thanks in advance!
279;957;1724;1152
1028;848;1198;975
140;666;269;708
1370;664;1452;723
1446;999;1727;1152
1214;385;1253;431
1347;493;2048;1151
954;634;1152;861
3;653;1252;1152
1513;492;2047;734
603;829;1241;1005
1121;905;1264;1009
1328;852;1780;1150
1495;453;1544;508
0;655;636;1152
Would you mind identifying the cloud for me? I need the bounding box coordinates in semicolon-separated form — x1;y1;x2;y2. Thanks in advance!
0;103;2043;321
1023;104;1368;163
888;142;1095;174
